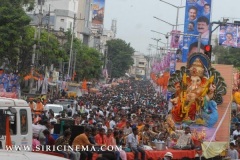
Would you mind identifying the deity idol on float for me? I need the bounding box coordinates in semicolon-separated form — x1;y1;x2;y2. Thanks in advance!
168;53;227;127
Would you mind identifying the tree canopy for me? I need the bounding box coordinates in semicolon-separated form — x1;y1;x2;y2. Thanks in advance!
0;0;31;70
213;38;240;70
0;0;103;82
106;39;134;78
62;33;103;81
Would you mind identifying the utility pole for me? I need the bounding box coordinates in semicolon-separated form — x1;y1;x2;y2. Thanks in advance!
47;4;51;41
67;13;76;80
67;13;85;81
29;0;43;93
36;0;43;69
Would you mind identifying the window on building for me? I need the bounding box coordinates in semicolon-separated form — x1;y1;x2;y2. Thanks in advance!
60;19;64;22
139;62;145;65
20;109;28;135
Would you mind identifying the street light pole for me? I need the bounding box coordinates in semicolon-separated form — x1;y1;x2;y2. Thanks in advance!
151;38;161;57
151;30;170;52
159;0;185;30
153;16;184;31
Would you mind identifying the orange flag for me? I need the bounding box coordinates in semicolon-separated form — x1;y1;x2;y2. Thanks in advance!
5;116;12;148
82;79;87;91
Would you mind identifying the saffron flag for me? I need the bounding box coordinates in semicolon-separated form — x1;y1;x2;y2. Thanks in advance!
5;116;12;148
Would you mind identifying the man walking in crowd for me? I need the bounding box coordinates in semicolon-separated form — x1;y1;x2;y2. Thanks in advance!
127;128;145;160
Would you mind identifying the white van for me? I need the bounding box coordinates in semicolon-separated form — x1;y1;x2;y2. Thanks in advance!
44;104;63;117
0;98;32;151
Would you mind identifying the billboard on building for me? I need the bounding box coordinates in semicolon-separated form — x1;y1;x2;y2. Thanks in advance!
92;0;105;29
182;0;212;62
218;24;238;47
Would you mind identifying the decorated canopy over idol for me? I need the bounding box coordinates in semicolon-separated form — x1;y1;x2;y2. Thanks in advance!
168;53;227;128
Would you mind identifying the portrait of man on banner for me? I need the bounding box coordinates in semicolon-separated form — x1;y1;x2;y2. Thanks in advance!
170;30;181;48
182;0;212;63
197;16;210;39
222;33;237;47
219;24;237;48
202;4;211;16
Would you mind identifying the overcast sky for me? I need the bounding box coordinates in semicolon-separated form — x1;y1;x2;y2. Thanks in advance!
104;0;240;54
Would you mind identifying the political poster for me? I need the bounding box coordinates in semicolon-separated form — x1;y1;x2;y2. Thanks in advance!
182;0;212;62
92;0;105;29
218;24;237;48
169;52;176;75
0;71;20;98
170;30;181;48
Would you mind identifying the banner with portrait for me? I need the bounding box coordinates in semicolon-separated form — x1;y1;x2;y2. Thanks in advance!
169;52;176;75
182;0;212;62
170;30;181;48
218;24;238;48
92;0;105;29
0;71;20;98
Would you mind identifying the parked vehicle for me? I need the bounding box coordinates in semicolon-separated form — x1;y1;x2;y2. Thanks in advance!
44;104;63;116
0;98;32;151
53;99;74;110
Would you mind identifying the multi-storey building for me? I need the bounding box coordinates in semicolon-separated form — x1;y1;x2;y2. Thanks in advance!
129;52;148;80
26;0;79;33
25;0;116;54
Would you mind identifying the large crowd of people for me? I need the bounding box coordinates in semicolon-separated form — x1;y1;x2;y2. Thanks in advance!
29;78;235;160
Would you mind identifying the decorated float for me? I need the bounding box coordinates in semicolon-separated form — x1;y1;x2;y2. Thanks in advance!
168;53;233;158
168;53;227;127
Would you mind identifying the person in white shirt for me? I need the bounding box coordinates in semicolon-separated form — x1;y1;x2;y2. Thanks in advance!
227;142;239;160
233;125;240;136
106;108;110;117
173;126;192;150
109;117;116;129
67;103;76;117
231;135;237;145
85;107;90;114
127;128;145;160
123;121;132;136
32;120;47;145
96;108;104;116
97;122;107;133
49;121;55;134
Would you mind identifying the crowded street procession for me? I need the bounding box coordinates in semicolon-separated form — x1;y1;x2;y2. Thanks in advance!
1;0;240;160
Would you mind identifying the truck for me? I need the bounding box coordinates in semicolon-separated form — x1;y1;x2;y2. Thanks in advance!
0;97;32;150
0;97;69;159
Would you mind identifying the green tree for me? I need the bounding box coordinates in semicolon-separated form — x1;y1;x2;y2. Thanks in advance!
106;39;134;78
16;26;67;76
75;45;103;80
62;31;103;81
0;0;32;70
213;38;240;69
